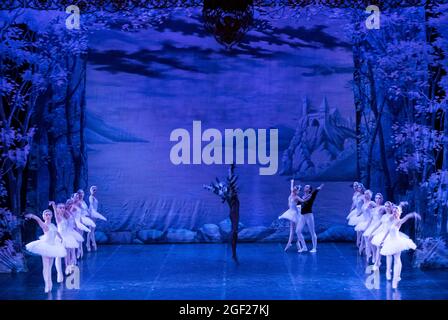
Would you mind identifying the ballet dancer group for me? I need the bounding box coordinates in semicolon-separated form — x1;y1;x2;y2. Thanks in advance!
279;179;324;253
24;186;106;293
346;182;420;289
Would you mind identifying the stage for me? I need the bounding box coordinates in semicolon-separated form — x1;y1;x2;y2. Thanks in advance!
0;243;447;300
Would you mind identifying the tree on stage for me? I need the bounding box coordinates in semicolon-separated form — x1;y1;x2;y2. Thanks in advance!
204;164;240;262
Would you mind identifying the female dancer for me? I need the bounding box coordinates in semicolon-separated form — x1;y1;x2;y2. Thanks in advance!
371;202;406;271
87;186;107;251
67;196;90;259
279;179;302;252
362;193;384;263
25;210;66;293
346;182;361;221
77;189;97;252
50;201;82;276
379;206;420;289
347;183;366;227
296;183;324;253
353;190;374;252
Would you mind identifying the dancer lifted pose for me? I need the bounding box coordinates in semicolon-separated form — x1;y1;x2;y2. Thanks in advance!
296;183;324;253
278;179;302;252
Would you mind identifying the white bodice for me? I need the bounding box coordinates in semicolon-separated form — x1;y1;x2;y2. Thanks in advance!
41;223;58;245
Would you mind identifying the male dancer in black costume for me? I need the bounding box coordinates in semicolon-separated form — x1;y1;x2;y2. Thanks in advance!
296;183;324;253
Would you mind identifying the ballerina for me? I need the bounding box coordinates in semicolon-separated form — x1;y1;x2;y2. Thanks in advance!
362;193;384;263
296;183;324;253
25;210;66;293
50;201;82;276
379;207;420;289
77;189;97;252
352;189;374;251
371;201;407;271
347;183;366;228
346;182;362;221
86;186;106;251
278;179;302;252
67;196;90;259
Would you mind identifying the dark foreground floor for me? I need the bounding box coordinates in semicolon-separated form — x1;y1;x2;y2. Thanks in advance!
0;243;447;300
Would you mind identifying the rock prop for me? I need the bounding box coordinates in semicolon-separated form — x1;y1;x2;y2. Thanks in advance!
198;224;222;242
108;231;133;244
95;231;109;244
238;226;272;242
166;228;197;243
137;229;165;243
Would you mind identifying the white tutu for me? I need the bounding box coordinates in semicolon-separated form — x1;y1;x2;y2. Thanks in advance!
346;208;358;221
348;213;363;226
81;215;96;228
372;229;409;247
60;231;81;248
355;219;369;232
363;220;381;237
26;240;66;257
380;231;416;256
25;224;66;258
279;209;299;224
90;208;107;221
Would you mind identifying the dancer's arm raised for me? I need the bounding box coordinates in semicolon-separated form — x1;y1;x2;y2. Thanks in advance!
25;214;49;233
398;212;421;228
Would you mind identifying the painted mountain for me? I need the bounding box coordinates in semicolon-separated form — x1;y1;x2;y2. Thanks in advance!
280;97;356;180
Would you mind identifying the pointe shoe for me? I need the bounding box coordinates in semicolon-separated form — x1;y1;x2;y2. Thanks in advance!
386;269;392;281
372;265;378;272
45;285;50;293
65;267;70;276
57;273;64;283
284;243;292;252
93;244;97;251
392;278;399;289
310;248;317;253
86;246;91;252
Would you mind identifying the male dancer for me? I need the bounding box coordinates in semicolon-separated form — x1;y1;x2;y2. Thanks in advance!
296;183;324;253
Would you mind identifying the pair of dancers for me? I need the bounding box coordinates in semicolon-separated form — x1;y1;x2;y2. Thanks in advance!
347;182;420;289
279;179;324;253
25;186;106;293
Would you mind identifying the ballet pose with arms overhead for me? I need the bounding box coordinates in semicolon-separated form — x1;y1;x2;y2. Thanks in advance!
278;179;302;252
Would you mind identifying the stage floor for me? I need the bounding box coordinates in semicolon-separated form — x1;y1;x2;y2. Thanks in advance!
0;243;447;300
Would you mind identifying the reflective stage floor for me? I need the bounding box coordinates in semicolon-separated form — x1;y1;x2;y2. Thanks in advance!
1;243;447;300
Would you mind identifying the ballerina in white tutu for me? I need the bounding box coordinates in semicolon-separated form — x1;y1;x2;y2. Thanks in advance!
347;183;366;228
379;206;420;289
76;189;97;252
353;190;374;252
371;201;407;271
362;193;385;263
67;196;90;259
87;186;107;252
279;179;302;252
346;182;362;220
25;210;66;293
50;201;82;276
